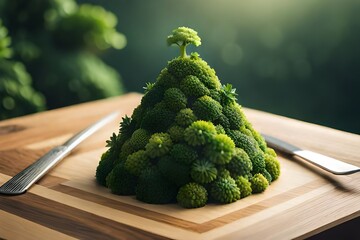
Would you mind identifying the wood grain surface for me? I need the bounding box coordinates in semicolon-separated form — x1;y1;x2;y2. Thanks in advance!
0;93;359;240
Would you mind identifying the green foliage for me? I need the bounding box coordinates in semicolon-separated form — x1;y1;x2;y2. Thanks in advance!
177;183;208;208
0;0;126;113
0;20;12;58
96;26;281;208
220;84;238;105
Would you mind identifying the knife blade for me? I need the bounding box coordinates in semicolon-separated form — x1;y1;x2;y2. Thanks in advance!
262;134;360;175
0;111;119;195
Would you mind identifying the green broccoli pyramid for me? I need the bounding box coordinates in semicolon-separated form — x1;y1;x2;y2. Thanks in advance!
96;27;281;208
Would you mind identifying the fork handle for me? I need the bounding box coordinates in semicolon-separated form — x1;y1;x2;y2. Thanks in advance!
0;146;69;195
294;150;360;175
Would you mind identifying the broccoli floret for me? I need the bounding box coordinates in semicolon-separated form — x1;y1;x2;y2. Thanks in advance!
145;133;173;158
192;95;222;121
167;57;220;90
163;87;187;112
136;167;177;204
158;156;191;187
119;140;135;161
227;130;259;158
124;150;151;176
177;183;208;208
234;176;252;198
184;120;217;146
141;86;165;108
222;103;244;130
227;148;253;178
266;147;277;157
96;150;114;186
131;106;146;128
156;68;179;89
250;173;269;193
175;108;197;127
141;103;176;132
215;114;231;130
261;169;273;184
170;144;198;165
211;177;240;203
168;125;185;142
215;124;226;134
167;26;201;58
106;163;137;195
191;160;217;184
217;167;231;179
204;134;235;165
129;128;151;151
180;75;210;97
251;152;266;174
265;153;281;181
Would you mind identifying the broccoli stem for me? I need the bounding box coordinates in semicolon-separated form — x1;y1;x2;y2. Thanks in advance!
180;43;187;58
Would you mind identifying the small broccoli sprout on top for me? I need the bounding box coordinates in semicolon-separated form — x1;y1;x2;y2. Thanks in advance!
167;27;201;58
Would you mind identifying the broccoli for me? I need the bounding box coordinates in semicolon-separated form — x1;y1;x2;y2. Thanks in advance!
226;148;253;178
180;75;210;98
184;120;217;146
167;26;201;58
145;133;173;158
170;144;198;165
136;167;177;204
175;108;197;127
124;150;151;176
168;125;185;142
129;128;151;151
234;176;252;198
107;163;137;195
158;156;191;187
204;134;235;165
96;26;281;208
163;87;187;112
190;160;217;184
265;153;281;181
177;183;208;208
193;95;223;121
250;173;269;193
211;177;240;204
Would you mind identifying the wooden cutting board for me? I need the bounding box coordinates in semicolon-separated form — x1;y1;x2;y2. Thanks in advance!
0;93;359;240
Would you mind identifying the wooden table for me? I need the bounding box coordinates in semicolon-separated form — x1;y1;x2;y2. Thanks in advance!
0;93;359;240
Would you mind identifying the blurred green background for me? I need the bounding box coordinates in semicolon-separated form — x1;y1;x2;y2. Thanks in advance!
1;0;359;134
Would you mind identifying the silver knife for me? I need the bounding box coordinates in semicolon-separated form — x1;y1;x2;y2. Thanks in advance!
262;134;360;175
0;111;119;195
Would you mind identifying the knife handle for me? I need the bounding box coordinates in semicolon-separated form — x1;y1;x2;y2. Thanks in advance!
294;150;360;175
0;146;69;195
